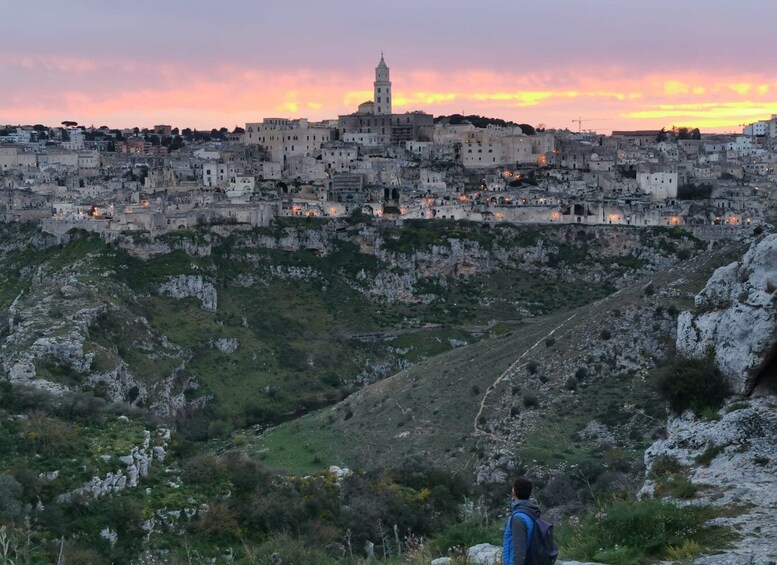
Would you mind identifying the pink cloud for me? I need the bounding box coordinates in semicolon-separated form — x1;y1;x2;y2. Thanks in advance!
1;54;776;133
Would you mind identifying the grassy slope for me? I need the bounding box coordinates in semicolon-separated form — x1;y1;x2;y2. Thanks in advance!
249;241;746;475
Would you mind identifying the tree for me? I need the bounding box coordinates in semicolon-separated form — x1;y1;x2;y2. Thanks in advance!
656;128;668;142
169;136;184;151
61;120;78;128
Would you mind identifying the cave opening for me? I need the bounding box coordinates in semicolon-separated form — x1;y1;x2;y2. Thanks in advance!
751;343;777;396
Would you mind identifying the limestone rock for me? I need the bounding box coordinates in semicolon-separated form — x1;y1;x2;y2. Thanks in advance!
643;397;777;563
677;235;777;395
158;275;217;312
211;337;239;354
467;543;501;564
100;527;118;547
431;558;452;565
152;445;166;462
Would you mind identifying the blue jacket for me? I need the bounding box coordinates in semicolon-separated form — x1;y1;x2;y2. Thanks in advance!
502;499;540;565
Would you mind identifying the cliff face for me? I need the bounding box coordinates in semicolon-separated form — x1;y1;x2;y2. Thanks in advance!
643;235;777;564
677;234;777;396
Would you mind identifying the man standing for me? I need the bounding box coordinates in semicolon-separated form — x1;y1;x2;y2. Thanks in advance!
502;477;542;565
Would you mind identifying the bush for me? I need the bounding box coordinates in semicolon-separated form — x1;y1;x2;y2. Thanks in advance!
600;329;612;340
649;454;684;479
24;413;83;457
522;393;539;408
575;367;588;381
657;476;699;499
526;361;539;374
428;519;501;554
545;337;556;347
0;475;25;524
695;444;725;466
655;356;730;415
565;377;578;391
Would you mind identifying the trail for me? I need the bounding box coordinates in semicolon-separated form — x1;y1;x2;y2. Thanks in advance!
473;312;578;438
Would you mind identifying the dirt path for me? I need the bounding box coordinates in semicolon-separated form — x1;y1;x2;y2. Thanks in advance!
473;312;578;438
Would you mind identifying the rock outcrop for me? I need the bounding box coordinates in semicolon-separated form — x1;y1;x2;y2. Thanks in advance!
158;275;217;312
677;235;777;395
57;426;170;503
642;397;777;564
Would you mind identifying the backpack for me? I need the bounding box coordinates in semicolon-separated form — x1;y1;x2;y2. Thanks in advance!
514;508;559;565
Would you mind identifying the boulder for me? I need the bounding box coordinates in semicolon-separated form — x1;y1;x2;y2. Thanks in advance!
677;235;777;395
467;543;501;564
430;558;452;565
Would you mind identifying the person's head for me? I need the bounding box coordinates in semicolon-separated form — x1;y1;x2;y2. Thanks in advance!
512;477;533;500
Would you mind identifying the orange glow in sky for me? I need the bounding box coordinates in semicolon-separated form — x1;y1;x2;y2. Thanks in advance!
3;1;776;134
2;56;775;134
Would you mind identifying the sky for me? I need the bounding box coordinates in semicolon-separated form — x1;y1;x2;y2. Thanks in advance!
1;0;776;133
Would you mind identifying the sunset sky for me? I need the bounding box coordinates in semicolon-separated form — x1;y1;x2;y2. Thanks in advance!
2;0;776;133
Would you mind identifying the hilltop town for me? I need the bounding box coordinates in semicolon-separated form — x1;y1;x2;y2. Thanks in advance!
1;55;775;243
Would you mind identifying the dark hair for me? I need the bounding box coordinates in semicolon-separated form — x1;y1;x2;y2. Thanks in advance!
513;477;533;499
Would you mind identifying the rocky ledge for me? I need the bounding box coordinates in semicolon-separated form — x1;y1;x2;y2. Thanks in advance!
677;234;777;396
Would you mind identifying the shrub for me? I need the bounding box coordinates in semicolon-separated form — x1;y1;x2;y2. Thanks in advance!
470;384;481;395
644;282;655;296
565;377;578;391
575;367;588;381
655;355;730;415
522;393;539;408
695;444;725;466
649;454;684;479
545;337;556;347
207;419;232;439
510;405;521;417
24;413;83;457
0;475;25;524
428;519;501;554
658;476;699;499
600;329;612;340
526;361;539;375
182;453;224;485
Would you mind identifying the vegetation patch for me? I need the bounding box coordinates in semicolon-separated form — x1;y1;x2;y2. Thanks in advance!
655;355;731;416
558;498;732;564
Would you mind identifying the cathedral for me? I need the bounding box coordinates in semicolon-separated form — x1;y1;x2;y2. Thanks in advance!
338;54;433;145
373;52;392;115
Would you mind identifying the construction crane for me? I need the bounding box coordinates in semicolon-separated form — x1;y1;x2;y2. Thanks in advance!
571;117;601;133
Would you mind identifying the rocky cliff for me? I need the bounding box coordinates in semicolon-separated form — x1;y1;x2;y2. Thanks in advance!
677;234;777;396
644;235;777;564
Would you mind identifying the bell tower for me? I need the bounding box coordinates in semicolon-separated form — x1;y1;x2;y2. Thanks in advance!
374;52;392;115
